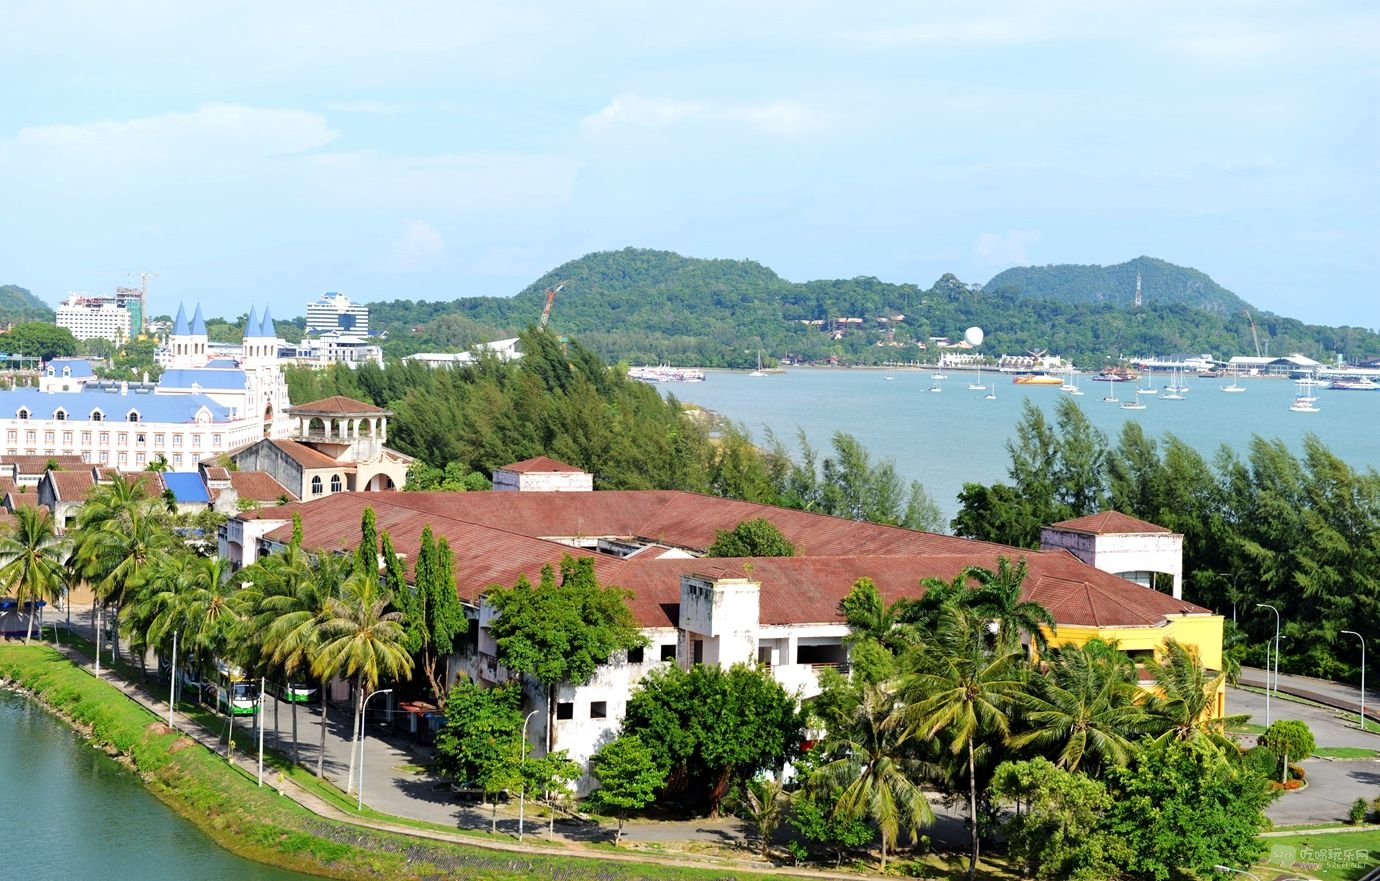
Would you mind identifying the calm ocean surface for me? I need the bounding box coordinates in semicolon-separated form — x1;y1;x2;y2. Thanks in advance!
667;369;1380;525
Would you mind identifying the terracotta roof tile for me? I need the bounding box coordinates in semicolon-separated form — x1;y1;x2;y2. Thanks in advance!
269;439;346;470
243;491;1207;631
49;471;96;502
499;456;585;474
1050;511;1171;535
287;395;389;416
5;454;87;475
202;466;232;481
229;471;297;503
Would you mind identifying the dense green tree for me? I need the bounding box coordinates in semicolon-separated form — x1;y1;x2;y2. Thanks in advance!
989;758;1133;880
589;734;666;844
960;556;1056;655
485;555;644;752
619;662;807;815
403;527;467;707
1101;738;1272;879
705;518;795;558
1259;719;1315;784
0;322;77;360
785;785;875;867
1144;638;1247;750
434;680;524;832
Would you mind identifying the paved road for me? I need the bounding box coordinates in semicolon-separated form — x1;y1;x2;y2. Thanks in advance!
1229;684;1380;827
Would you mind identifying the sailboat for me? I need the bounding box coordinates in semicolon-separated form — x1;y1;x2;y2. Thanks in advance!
883;361;895;381
984;381;997;400
1160;368;1186;400
1221;366;1245;393
1289;394;1320;413
1060;365;1078;393
1121;389;1147;410
968;363;986;391
1101;375;1119;403
749;350;767;377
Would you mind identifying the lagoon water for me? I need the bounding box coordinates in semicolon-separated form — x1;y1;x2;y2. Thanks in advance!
669;369;1380;525
0;690;312;881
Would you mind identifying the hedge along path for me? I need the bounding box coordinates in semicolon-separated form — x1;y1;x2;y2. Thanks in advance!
0;645;868;881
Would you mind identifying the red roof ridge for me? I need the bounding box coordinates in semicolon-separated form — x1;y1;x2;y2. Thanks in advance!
498;456;585;473
1049;510;1171;535
287;395;389;416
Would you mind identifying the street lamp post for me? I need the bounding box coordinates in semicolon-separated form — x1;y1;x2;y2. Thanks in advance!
518;709;539;842
357;688;393;811
1214;865;1261;881
168;629;178;729
1341;630;1366;730
1210;571;1244;624
1257;603;1280;724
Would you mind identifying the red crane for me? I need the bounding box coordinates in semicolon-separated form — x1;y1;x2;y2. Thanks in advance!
539;281;568;329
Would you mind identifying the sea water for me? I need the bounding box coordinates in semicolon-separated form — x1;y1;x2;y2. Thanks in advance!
667;369;1380;525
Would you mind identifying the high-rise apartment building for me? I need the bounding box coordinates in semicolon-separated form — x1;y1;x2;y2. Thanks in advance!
56;294;134;343
305;292;369;336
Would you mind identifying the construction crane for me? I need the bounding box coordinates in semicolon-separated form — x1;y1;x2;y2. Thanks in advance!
538;280;568;329
1245;309;1262;358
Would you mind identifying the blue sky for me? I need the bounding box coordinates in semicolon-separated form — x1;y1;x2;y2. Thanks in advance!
2;2;1376;330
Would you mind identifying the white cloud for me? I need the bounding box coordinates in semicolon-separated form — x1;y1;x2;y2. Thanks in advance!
304;151;578;214
975;230;1040;267
13;103;336;166
1162;29;1288;61
390;220;446;271
583;94;825;136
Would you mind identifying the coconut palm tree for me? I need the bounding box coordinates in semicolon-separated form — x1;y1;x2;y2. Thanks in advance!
810;682;934;871
1143;637;1248;751
0;506;70;644
312;569;413;793
267;551;350;778
960;556;1056;655
898;604;1026;880
71;473;175;663
1008;638;1149;775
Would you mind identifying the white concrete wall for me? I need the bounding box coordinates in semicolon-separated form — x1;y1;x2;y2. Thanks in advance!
491;470;594;492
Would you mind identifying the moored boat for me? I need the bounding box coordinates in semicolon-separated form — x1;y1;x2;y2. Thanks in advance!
1013;372;1063;385
1326;378;1380;391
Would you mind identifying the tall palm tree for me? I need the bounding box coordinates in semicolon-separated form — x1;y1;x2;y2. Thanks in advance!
71;474;175;662
899;604;1026;881
312;569;413;793
811;683;934;871
268;551;350;778
1143;637;1247;751
0;506;70;644
961;556;1056;655
1008;639;1149;775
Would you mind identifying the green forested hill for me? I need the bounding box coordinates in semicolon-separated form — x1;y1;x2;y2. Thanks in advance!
984;256;1249;315
0;285;55;324
362;249;1378;367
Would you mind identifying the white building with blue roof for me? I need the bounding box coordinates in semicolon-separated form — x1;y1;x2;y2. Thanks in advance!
0;303;292;471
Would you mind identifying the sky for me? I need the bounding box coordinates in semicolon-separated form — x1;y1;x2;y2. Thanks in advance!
1;2;1376;330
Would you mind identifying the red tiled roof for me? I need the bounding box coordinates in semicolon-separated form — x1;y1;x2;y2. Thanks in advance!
229;471;296;503
242;491;1206;630
287;395;388;416
5;491;43;510
499;456;585;474
269;439;346;470
1050;511;1171;535
202;466;232;482
48;471;96;502
0;477;14;497
5;454;87;475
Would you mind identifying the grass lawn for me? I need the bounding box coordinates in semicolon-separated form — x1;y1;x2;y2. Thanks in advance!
1258;829;1380;880
1313;747;1379;760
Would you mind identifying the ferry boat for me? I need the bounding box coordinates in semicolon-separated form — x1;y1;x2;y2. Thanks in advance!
1012;372;1063;385
1326;378;1380;391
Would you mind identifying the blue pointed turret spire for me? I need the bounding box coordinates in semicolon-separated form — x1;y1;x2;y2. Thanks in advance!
259;304;275;338
190;304;207;336
172;303;189;336
245;305;260;339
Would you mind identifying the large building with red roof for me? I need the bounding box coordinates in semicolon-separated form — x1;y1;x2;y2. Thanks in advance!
225;459;1224;783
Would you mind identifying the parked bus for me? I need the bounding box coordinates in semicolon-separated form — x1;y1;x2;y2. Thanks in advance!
212;660;259;716
266;681;318;704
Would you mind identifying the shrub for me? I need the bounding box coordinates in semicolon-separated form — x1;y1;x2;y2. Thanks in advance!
1243;746;1279;779
1351;797;1368;825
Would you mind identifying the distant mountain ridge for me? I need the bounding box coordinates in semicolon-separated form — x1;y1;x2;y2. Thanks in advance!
984;257;1249;315
0;284;56;324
